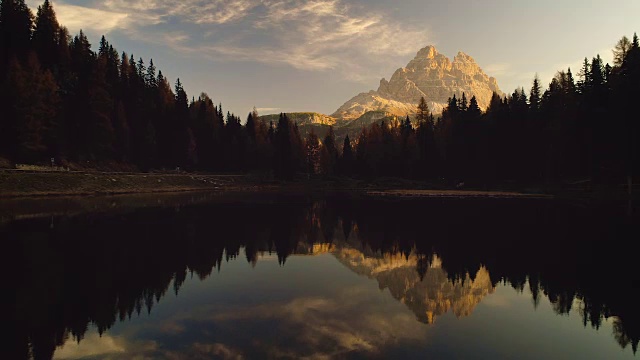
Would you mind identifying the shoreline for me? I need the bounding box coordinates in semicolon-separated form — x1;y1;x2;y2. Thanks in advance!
0;170;635;201
0;171;259;198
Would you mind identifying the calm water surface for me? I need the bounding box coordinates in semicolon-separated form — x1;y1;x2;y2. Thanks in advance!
4;193;639;359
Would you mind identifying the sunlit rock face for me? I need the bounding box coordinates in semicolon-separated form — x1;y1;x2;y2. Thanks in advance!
333;247;495;324
332;45;502;120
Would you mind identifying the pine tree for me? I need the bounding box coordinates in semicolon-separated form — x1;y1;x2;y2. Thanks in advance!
274;113;293;179
0;0;33;70
146;59;157;88
136;57;145;79
459;92;468;111
530;75;542;111
246;111;256;141
578;58;591;94
305;130;320;176
613;36;632;67
8;55;60;162
320;126;337;175
467;96;481;118
113;100;131;161
173;78;189;167
341;134;354;175
86;54;115;160
416;96;429;124
403;115;412;133
32;0;60;71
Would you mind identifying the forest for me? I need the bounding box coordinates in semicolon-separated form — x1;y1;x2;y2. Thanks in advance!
1;0;639;187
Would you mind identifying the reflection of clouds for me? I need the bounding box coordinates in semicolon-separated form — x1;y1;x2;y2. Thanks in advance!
195;288;428;359
159;321;186;335
164;343;244;360
481;292;513;308
137;284;428;359
53;332;156;359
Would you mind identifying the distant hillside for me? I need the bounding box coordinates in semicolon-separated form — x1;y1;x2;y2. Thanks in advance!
258;110;406;143
258;112;338;126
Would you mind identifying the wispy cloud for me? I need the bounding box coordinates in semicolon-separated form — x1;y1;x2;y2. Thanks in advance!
44;0;431;83
27;1;129;33
484;63;513;77
96;0;257;25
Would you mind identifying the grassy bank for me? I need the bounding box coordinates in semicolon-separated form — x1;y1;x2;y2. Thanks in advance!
0;170;255;198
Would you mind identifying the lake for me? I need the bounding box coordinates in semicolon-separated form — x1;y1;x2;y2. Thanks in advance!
4;193;639;359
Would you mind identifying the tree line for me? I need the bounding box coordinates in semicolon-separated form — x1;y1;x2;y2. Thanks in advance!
1;0;638;186
0;0;248;171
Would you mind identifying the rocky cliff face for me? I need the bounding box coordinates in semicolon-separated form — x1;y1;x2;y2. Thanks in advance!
333;45;502;120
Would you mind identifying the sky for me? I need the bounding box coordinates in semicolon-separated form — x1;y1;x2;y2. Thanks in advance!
27;0;640;117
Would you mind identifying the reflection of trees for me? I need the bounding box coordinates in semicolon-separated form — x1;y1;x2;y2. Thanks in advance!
6;199;310;359
4;196;639;358
342;197;640;355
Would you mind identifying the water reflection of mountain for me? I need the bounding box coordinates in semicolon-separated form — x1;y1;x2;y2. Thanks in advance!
3;195;639;359
333;246;493;324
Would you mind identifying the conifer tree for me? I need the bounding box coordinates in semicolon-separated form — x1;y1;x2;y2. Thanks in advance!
467;96;481;118
0;0;33;70
530;75;542;111
320;126;337;175
305;130;320;176
146;59;157;88
7;55;59;161
417;96;429;124
459;92;468;111
340;134;354;176
613;36;632;66
274;113;293;179
32;0;59;71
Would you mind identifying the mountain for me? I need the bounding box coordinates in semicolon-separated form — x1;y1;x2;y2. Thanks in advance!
332;45;503;120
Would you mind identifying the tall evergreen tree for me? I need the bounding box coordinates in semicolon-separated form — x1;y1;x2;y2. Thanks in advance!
339;135;353;175
146;59;157;88
6;55;59;161
0;0;33;69
613;36;632;66
274;113;293;179
530;75;542;111
32;0;59;72
416;96;429;124
320;126;337;175
305;130;320;176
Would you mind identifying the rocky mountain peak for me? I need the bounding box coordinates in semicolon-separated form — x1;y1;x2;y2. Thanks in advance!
416;45;439;59
454;51;475;63
332;45;503;120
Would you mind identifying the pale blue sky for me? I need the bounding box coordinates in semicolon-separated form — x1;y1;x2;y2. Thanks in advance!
29;0;640;117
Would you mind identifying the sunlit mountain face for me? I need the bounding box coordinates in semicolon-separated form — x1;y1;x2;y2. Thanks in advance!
3;194;639;359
